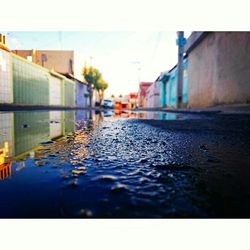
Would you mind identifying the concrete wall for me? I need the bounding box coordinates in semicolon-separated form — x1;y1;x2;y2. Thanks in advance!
187;32;250;108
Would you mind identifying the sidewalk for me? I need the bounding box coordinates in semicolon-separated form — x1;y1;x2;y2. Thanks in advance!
0;104;100;111
137;104;250;115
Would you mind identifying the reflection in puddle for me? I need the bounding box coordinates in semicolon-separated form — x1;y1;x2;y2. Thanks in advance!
0;109;207;217
0;109;194;179
94;110;183;121
0;162;12;180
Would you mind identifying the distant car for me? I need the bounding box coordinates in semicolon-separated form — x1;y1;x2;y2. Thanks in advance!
103;99;114;108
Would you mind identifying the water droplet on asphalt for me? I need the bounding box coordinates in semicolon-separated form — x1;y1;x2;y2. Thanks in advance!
35;161;47;166
92;175;117;181
111;183;128;192
72;169;85;175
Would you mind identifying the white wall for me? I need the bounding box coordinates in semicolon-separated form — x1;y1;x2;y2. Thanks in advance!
49;76;62;106
0;49;12;104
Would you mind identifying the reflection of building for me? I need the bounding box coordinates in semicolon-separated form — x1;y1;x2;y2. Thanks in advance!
0;111;76;161
50;111;63;139
0;140;12;180
0;142;11;164
0;162;12;180
0;113;14;157
14;112;50;156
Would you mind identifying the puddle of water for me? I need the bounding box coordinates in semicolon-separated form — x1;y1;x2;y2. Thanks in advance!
0;109;209;218
99;109;205;121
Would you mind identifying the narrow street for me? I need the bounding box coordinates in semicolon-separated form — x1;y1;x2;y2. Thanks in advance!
1;4;250;250
0;110;249;218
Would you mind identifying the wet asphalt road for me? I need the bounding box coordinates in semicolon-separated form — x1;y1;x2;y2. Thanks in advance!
0;111;250;218
140;113;250;217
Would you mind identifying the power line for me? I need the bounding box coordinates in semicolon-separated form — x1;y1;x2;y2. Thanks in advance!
151;32;162;67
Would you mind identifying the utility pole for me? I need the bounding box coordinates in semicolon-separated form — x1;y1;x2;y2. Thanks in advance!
176;31;186;109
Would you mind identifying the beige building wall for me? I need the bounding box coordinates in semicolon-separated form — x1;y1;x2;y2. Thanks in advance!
187;32;250;108
12;50;74;75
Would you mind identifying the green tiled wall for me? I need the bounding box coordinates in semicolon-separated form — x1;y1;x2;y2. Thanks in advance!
12;56;50;105
14;111;50;156
64;79;75;107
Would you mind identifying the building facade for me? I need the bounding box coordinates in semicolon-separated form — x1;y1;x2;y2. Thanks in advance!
137;82;153;107
165;58;188;108
12;50;74;75
185;32;250;108
152;58;188;109
0;35;89;108
144;81;160;108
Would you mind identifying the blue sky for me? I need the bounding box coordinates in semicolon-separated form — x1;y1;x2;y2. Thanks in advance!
3;31;189;97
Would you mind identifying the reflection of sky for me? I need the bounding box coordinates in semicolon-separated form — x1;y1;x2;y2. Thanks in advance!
3;31;190;97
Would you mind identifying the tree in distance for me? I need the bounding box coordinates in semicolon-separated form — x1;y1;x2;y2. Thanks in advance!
82;65;108;106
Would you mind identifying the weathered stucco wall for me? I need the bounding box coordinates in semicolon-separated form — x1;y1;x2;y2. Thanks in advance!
145;81;160;108
187;32;250;108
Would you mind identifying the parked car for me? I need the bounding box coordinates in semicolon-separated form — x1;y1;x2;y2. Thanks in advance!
103;99;114;108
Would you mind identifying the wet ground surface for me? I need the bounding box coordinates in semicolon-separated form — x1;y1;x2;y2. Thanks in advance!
0;110;250;218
